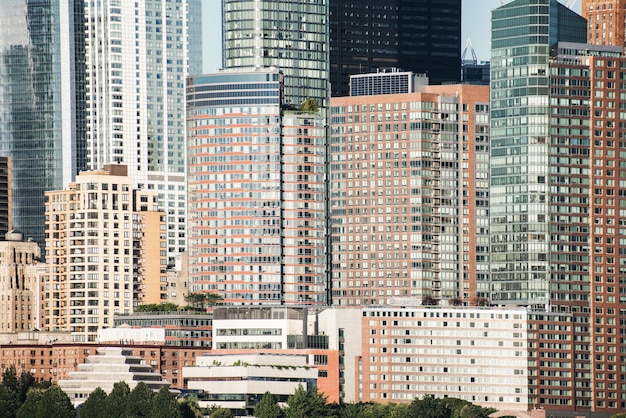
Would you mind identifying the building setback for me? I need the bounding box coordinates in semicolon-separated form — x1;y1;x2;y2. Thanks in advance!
329;84;490;306
329;0;461;97
42;165;167;342
186;70;327;305
84;0;202;261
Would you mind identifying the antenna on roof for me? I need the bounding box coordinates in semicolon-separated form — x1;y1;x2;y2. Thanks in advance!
461;38;478;65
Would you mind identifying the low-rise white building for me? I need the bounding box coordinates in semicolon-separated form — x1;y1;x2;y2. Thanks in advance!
184;353;318;415
58;346;170;406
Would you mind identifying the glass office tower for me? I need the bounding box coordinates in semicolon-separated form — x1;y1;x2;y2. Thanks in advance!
222;0;329;109
490;0;586;306
187;69;327;305
0;0;87;249
84;0;201;260
329;0;461;97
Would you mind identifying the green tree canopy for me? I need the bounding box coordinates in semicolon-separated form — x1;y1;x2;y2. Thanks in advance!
184;292;223;311
299;98;319;113
125;382;155;417
79;387;108;418
104;381;131;418
38;386;75;418
149;387;182;418
210;407;234;418
254;391;284;418
135;303;182;312
284;385;332;418
407;395;451;418
16;388;43;418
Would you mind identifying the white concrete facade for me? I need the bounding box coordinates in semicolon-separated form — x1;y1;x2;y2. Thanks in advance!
184;353;317;412
58;346;170;407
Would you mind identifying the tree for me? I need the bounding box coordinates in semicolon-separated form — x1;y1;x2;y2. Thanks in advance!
136;303;181;312
16;388;43;418
459;404;488;418
125;382;155;417
254;391;283;418
104;381;131;418
284;385;331;418
149;387;182;418
407;395;451;418
185;292;223;311
79;387;108;418
179;398;203;418
210;408;233;418
299;98;319;113
0;385;19;418
38;386;75;418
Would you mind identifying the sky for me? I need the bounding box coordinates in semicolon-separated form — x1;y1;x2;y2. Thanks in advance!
201;0;583;74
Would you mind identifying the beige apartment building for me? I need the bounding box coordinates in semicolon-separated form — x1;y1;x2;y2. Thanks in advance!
42;165;166;342
0;230;41;332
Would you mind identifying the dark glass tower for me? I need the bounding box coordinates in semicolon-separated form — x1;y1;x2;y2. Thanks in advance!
0;0;86;249
329;0;461;97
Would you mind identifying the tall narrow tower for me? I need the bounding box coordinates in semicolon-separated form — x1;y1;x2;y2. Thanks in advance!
187;70;327;305
490;0;587;306
84;0;202;261
0;0;87;249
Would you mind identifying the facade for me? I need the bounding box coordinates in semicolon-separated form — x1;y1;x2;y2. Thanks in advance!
211;306;362;403
222;0;329;108
0;0;87;249
329;84;491;306
0;157;11;236
349;70;428;96
58;346;170;406
113;311;212;347
359;306;530;410
490;0;587;306
582;0;626;47
0;230;41;332
186;70;327;305
184;353;318;415
42;165;167;342
84;0;203;261
329;0;461;97
165;252;189;306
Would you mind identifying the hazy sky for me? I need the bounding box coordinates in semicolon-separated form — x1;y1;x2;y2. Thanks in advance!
201;0;583;74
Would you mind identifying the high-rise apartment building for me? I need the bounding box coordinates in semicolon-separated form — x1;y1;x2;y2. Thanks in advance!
490;0;587;306
493;0;626;413
329;0;461;97
329;84;490;306
222;0;329;108
187;69;327;305
84;0;202;260
42;165;166;342
582;0;626;46
0;1;87;250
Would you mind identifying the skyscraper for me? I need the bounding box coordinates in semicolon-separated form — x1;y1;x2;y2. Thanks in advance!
0;1;87;249
490;0;587;306
222;0;329;108
84;0;202;261
329;83;490;306
582;0;626;46
187;69;327;305
329;0;461;97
